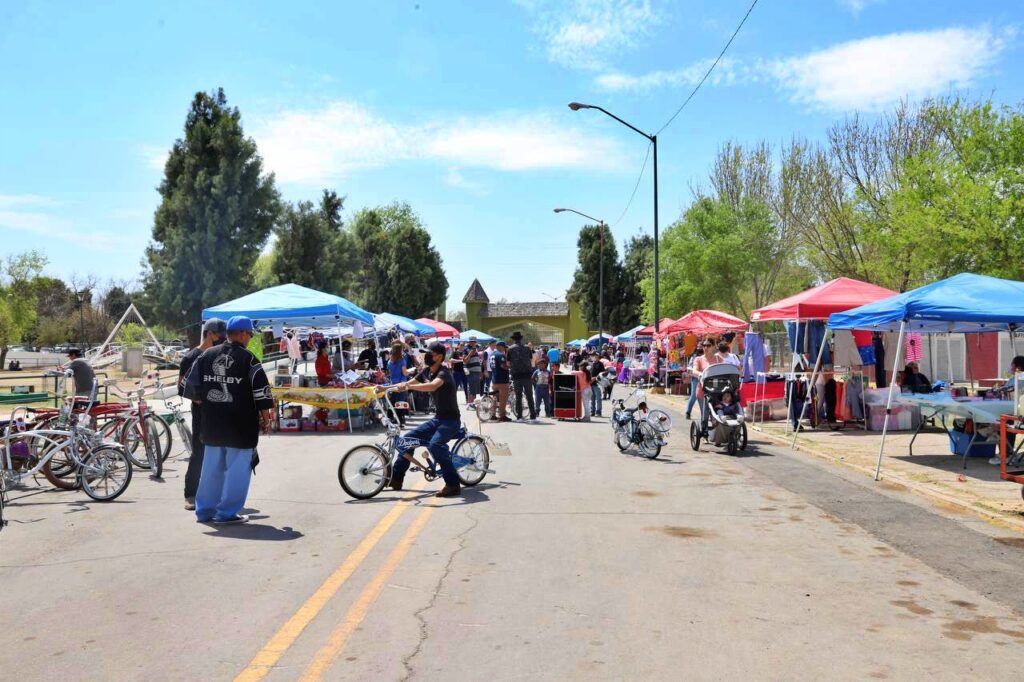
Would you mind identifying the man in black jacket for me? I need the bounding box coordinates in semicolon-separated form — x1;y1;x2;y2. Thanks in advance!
177;317;226;511
184;316;274;525
507;331;538;422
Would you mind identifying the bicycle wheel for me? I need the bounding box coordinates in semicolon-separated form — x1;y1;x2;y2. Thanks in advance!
143;417;162;479
645;409;673;433
638;421;661;459
150;416;172;462
338;445;389;499
453;436;489;487
477;395;495;422
78;446;133;501
615;426;631;452
42;444;82;490
689;421;701;451
176;419;193;458
119;417;148;467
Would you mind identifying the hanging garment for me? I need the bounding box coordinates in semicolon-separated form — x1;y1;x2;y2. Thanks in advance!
873;334;887;388
740;332;766;383
786;321;832;365
824;378;838;422
832;330;862;367
786;378;809;430
858;344;877;366
683;334;698;356
905;333;923;362
846;375;865;419
835;380;849;421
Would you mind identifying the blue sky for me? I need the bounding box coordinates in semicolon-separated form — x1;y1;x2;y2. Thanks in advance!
1;0;1021;313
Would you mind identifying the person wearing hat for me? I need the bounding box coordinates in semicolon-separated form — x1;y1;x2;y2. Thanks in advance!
389;341;465;497
178;317;227;510
63;347;97;405
506;331;538;423
184;315;274;524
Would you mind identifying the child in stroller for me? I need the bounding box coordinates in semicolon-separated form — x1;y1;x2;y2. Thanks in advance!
689;363;748;455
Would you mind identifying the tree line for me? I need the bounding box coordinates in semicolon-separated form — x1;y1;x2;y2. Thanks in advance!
640;97;1024;320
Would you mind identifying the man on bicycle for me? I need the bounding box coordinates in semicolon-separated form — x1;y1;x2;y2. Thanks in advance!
389;341;463;498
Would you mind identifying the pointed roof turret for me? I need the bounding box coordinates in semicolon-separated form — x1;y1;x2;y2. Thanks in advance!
462;279;490;303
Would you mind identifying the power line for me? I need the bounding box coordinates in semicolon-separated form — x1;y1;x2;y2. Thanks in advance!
611;141;652;228
655;0;760;136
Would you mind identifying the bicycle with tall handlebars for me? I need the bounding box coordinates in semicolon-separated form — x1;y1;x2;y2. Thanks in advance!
338;386;493;499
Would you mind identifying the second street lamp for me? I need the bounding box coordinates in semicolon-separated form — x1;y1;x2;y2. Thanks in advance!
568;102;660;334
554;207;606;345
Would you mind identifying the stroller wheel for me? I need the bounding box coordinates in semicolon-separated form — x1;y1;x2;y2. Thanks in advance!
727;430;739;456
739;423;748;451
689;421;701;451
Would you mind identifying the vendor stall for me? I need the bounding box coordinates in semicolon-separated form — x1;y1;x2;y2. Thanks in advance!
202;283;375;433
827;272;1024;479
751;278;896;434
454;329;496;343
656;310;748;395
374;312;433;337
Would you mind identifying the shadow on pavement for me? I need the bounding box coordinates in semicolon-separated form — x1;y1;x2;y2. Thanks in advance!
203;521;304;541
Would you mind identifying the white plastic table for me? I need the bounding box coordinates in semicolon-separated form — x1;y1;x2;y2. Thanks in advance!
895;393;1014;467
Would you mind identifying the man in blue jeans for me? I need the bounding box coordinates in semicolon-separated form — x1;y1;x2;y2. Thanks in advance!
389;342;464;498
184;316;274;524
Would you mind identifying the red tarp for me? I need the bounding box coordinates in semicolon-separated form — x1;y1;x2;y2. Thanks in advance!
416;317;458;338
637;318;677;336
750;278;896;321
659;310;748;337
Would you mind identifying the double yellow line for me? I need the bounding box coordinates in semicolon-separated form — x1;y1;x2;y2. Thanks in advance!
235;486;433;682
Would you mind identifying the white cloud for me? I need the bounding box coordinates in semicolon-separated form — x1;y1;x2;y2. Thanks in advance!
593;26;1016;112
0;209;118;250
250;101;628;186
769;26;1015;111
141;145;170;171
595;57;741;92
0;194;61;208
518;0;660;70
444;168;489;195
837;0;883;15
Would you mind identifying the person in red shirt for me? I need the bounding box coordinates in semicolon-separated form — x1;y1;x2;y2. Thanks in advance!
314;342;332;386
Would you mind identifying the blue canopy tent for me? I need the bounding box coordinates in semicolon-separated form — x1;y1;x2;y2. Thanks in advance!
202;283;374;327
453;329;496;343
202;283;375;433
566;338;586;348
614;325;649;342
374;312;434;337
586;333;613;346
826;273;1024;478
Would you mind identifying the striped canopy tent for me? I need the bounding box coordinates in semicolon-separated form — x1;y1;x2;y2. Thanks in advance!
416;317;459;338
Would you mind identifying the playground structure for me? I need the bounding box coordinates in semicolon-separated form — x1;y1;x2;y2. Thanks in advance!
87;304;172;376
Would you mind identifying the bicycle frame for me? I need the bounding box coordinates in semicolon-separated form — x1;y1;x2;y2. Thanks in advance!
370;388;477;478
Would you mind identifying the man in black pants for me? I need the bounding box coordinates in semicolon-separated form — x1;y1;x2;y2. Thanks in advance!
177;318;226;511
507;331;538;423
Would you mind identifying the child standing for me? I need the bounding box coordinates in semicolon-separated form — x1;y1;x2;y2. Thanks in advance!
532;359;552;417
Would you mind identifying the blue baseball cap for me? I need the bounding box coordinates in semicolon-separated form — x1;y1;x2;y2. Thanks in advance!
226;315;255;332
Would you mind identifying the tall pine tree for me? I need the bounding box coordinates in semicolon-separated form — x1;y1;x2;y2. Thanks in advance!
143;89;280;328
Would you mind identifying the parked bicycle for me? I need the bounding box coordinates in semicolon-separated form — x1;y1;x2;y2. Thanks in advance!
610;387;672;459
338;387;492;499
1;405;133;501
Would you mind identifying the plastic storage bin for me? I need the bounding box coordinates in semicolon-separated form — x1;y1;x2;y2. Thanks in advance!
949;430;996;458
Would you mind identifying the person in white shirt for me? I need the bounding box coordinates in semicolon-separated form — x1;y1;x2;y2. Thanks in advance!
715;341;741;368
286;331;302;373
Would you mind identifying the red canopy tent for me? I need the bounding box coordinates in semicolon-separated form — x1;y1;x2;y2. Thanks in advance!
750;278;896;321
416;317;458;338
659;309;747;337
637;318;676;337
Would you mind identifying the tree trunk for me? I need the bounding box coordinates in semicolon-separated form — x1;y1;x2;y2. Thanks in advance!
0;346;8;371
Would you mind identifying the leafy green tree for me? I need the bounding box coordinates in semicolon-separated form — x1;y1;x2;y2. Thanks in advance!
570;223;623;333
618;233;653;328
270;190;356;293
143;88;280;328
349;202;447;316
0;251;46;365
102;285;132;319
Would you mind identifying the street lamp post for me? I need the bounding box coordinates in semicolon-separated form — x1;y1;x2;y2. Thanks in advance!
554;207;605;344
568;102;660;334
75;290;86;348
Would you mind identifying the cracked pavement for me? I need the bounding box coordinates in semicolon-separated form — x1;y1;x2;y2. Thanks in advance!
3;384;1024;680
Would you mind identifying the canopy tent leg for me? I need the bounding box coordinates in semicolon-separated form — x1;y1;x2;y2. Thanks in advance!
874;320;907;481
791;329;830;449
966;332;975;392
945;331;954;385
336;319;354;434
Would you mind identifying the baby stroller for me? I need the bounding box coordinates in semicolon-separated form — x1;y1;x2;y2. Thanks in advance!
689;363;748;455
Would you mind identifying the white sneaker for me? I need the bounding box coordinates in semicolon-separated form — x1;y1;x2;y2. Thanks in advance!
528;418;540;424
989;457;1001;465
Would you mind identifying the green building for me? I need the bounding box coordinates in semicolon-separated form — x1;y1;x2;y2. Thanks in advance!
462;279;589;345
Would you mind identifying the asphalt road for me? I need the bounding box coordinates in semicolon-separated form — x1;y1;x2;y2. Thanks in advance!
3;386;1024;681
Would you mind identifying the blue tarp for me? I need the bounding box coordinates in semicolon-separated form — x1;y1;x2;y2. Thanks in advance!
374;313;434;336
828;273;1024;333
202;283;374;327
614;325;650;341
453;329;496;343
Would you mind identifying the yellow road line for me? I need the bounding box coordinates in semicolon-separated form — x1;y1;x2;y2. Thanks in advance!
299;506;435;681
234;483;424;682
